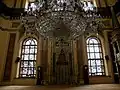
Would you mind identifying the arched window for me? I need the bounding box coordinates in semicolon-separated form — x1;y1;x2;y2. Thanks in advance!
19;38;37;78
25;0;44;11
86;37;105;76
83;1;94;11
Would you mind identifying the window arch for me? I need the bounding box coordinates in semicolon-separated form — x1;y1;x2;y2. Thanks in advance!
19;38;37;78
86;37;105;76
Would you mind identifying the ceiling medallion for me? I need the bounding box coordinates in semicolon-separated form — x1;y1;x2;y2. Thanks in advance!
21;0;103;39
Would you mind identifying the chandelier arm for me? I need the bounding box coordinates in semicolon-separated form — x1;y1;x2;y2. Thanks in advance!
21;0;104;39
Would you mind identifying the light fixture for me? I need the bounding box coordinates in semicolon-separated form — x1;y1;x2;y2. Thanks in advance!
21;0;103;39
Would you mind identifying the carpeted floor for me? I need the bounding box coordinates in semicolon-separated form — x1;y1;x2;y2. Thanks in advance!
0;84;120;90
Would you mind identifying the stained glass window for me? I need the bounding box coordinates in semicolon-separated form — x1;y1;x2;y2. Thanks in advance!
19;38;37;78
86;37;105;76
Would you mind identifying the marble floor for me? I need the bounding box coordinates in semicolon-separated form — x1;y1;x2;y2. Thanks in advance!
0;84;120;90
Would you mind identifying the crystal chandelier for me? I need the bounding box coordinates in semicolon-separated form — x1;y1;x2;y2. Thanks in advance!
21;0;103;39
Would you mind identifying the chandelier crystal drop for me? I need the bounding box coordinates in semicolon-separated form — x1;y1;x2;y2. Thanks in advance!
21;0;103;39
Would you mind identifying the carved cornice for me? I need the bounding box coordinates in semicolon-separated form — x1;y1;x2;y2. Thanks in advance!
0;26;18;31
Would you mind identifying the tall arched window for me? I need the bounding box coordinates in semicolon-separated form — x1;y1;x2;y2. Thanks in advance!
86;37;105;76
19;38;37;78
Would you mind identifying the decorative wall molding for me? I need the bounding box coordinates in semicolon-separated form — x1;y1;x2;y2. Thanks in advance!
0;26;18;31
3;33;16;81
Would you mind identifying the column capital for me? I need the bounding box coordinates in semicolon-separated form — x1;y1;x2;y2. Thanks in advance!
111;29;120;42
